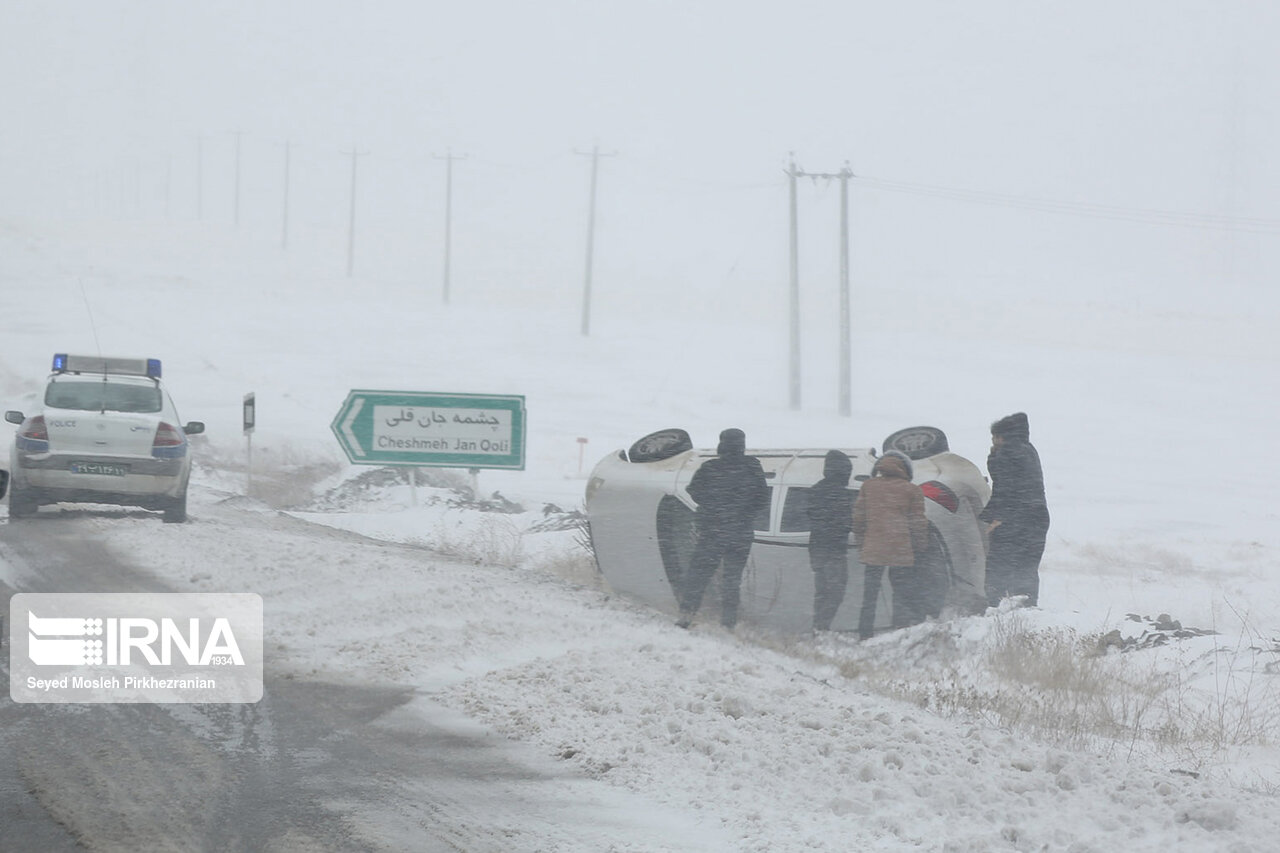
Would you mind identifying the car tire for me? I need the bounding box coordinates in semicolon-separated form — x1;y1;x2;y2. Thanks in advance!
627;428;693;464
7;481;37;519
882;425;950;461
162;486;188;523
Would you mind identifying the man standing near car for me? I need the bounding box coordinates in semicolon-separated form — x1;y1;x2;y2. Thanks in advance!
981;412;1050;607
806;449;855;632
677;428;770;630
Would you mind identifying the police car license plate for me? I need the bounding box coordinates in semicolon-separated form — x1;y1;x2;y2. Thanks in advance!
70;462;129;476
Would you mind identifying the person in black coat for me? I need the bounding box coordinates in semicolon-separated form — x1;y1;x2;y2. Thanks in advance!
677;428;770;629
980;412;1050;607
806;449;854;632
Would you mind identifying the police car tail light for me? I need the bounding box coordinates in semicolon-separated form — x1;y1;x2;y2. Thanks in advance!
20;416;48;441
920;480;959;513
152;422;184;447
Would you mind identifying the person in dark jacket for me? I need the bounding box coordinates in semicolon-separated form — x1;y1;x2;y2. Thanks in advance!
851;450;929;639
677;428;770;630
806;449;854;632
980;412;1050;607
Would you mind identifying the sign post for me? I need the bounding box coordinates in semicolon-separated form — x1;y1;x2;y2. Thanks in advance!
330;391;526;472
243;393;255;496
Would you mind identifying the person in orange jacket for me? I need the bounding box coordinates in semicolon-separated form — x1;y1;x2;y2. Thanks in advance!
851;449;929;639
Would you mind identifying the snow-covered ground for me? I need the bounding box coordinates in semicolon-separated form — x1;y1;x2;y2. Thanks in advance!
2;216;1278;851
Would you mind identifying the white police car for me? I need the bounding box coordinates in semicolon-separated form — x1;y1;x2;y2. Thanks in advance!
5;354;204;522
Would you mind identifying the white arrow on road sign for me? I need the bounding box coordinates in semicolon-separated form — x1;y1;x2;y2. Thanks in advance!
340;397;365;457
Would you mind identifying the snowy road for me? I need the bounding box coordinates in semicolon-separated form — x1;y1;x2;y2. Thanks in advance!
0;507;723;852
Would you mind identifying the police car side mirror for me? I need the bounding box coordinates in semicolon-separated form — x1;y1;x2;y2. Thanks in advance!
183;421;206;435
4;411;23;425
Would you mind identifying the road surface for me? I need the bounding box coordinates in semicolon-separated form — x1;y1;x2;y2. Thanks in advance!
0;507;717;852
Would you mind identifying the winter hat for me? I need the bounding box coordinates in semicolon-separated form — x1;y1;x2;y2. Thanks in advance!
822;449;852;485
875;449;914;480
991;412;1030;441
717;428;747;456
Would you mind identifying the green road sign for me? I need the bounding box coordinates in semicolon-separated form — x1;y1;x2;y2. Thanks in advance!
331;390;526;470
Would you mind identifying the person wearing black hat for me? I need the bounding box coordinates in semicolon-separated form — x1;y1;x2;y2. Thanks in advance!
806;449;855;632
980;412;1050;607
677;428;770;630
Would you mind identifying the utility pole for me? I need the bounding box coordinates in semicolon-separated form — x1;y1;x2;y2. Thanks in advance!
787;156;801;411
233;130;242;226
576;144;616;336
195;135;205;220
281;140;291;249
129;158;141;216
789;158;857;415
342;147;368;278
837;163;853;417
433;149;467;304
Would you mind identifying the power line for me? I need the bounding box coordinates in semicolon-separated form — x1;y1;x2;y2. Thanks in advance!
855;174;1280;233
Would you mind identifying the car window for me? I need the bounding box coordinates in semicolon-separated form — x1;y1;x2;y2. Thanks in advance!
780;487;811;532
45;381;163;414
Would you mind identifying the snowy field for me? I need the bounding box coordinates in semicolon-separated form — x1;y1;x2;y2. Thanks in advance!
2;214;1278;851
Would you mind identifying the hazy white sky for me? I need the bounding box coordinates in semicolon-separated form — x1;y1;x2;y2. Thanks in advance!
4;1;1280;321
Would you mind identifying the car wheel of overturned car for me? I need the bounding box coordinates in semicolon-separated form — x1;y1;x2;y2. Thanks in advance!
627;428;693;463
882;425;950;461
7;481;38;519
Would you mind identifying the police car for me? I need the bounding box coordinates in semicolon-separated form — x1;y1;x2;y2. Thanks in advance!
5;354;204;522
585;426;991;634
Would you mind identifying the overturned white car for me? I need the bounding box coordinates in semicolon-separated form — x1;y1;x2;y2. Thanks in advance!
584;426;991;634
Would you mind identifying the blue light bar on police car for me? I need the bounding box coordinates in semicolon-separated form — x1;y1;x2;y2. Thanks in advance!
52;354;162;378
